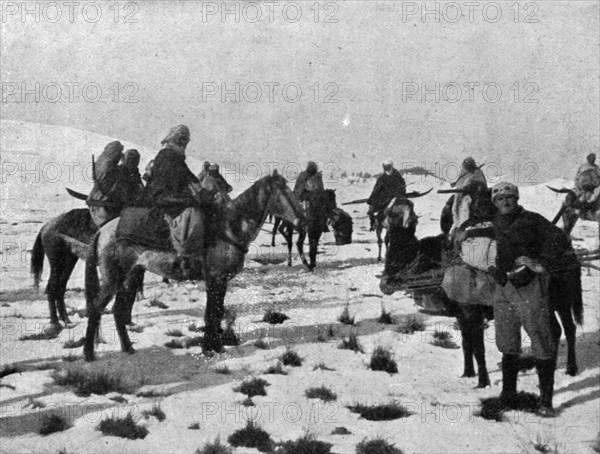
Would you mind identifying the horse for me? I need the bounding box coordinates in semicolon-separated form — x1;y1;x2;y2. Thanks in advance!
271;188;338;270
31;208;149;327
30;209;97;326
372;189;433;261
83;171;304;361
547;186;600;244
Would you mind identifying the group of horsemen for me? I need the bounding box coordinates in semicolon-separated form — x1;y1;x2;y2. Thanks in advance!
85;125;326;278
84;123;598;418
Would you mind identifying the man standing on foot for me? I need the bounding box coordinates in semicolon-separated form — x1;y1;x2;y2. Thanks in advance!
487;182;579;417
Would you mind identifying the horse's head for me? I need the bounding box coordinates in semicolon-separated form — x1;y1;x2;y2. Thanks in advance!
384;198;418;231
264;171;305;227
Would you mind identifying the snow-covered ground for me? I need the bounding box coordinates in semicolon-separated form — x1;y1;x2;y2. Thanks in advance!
1;122;598;453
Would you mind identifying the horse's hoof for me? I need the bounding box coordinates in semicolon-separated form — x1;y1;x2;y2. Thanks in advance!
124;346;136;355
536;406;557;418
566;367;578;376
461;372;477;378
84;352;95;362
475;381;491;389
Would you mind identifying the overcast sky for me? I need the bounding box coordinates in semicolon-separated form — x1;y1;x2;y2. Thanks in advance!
2;1;599;182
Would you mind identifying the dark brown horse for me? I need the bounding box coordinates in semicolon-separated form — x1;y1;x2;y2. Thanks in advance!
84;172;304;361
271;188;338;270
31;209;97;326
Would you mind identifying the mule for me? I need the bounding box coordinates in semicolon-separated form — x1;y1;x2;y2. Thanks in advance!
83;172;304;361
271;188;337;270
31;209;97;326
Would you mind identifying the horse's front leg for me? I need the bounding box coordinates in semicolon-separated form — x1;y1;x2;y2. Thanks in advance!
284;225;294;267
297;228;310;269
376;227;383;262
308;231;320;271
203;276;228;353
84;285;116;362
272;218;280;247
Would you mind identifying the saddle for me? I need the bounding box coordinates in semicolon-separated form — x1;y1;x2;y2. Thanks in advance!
116;207;173;251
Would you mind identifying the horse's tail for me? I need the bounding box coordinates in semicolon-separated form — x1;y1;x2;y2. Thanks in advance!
31;229;45;291
85;231;101;316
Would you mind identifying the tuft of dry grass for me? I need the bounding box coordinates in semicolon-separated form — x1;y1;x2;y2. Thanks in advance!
227;419;273;453
143;403;166;422
396;314;426;334
338;330;363;353
213;364;232;375
431;331;460;349
478;392;540;421
52;365;139;396
278;432;333;454
313;362;335;372
147;297;169;309
338;303;355;325
348;402;414;421
39;413;71;436
305;386;337;402
254;334;270;349
234;377;270;398
165;329;184;337
98;412;148;439
195;436;233;454
378;304;393;324
262;309;289;324
264;362;287;375
356;437;404;454
279;348;303;367
370;346;398;374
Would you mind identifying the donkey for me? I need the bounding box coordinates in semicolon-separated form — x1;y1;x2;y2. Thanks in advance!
84;172;304;361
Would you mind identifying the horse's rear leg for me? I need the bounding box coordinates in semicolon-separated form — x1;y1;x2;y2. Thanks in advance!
555;309;577;375
297;230;310;269
284;226;294;267
56;254;78;325
376;228;384;262
46;260;63;326
308;234;319;271
84;286;116;361
471;307;490;388
113;291;136;354
457;311;476;378
203;276;228;353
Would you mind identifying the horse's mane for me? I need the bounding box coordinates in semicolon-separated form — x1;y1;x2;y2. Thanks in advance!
231;174;286;221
